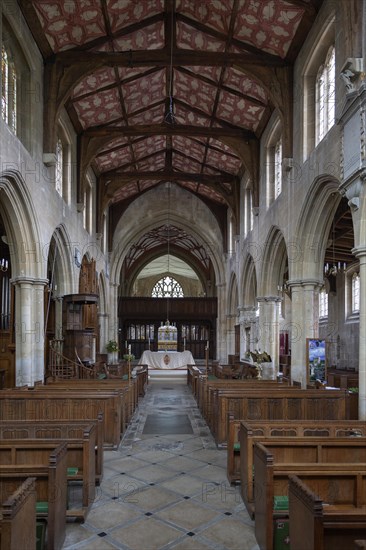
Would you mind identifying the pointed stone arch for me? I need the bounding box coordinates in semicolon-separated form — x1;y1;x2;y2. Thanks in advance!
260;227;288;297
291;175;341;281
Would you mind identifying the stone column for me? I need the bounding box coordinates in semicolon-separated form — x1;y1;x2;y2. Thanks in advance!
352;246;366;420
226;313;237;359
108;282;119;348
287;279;322;387
216;282;227;362
98;312;109;355
238;306;257;357
257;296;281;376
12;276;48;386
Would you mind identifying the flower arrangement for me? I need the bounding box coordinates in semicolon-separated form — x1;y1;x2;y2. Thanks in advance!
106;340;119;353
123;353;135;362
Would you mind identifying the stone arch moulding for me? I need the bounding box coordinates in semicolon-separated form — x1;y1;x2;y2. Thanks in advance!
260;227;288;297
292;175;341;282
109;185;226;289
227;272;239;317
0;170;42;278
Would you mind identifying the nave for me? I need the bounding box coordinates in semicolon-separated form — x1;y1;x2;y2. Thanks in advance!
63;380;259;550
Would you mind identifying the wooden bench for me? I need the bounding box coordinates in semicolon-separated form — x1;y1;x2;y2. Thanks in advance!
0;436;96;521
289;474;366;550
42;378;138;432
0;387;122;448
0;441;68;550
41;378;137;429
195;378;294;430
226;418;366;486
210;388;350;447
253;442;366;550
0;477;36;550
241;434;366;518
0;416;104;484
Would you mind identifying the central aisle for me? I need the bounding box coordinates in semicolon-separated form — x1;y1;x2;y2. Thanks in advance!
63;380;259;550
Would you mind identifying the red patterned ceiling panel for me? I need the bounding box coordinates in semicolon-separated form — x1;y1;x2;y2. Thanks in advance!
217;89;265;130
106;0;164;32
33;0;106;52
205;148;242;175
112;182;138;202
128;104;165;125
99;137;129;155
185;65;221;84
112;22;164;51
172;153;202;173
95;147;133;172
233;0;304;58
174;104;211;127
133;136;166;160
177;0;232;35
197;184;226;204
172;136;206;163
73;68;116;98
118;67;148;81
136;154;166;172
174;71;217;116
224;68;267;104
177;21;226;51
73;87;123;128
123;69;166;115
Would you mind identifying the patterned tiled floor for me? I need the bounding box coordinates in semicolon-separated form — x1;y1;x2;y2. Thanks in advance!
63;380;259;550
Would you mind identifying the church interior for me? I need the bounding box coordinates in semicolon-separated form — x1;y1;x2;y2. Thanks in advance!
0;0;366;549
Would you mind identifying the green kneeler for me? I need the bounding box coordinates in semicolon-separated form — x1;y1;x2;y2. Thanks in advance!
273;496;290;549
36;501;48;514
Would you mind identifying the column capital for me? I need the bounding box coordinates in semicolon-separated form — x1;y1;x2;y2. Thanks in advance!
11;276;49;287
352;245;366;259
257;295;282;303
286;278;323;291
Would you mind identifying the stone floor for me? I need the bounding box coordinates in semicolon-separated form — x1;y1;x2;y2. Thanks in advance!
62;380;260;550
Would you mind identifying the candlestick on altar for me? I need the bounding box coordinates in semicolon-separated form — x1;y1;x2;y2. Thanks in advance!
183;337;186;351
148;337;150;350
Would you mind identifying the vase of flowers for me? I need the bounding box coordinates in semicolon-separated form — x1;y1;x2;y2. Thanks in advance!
106;340;119;364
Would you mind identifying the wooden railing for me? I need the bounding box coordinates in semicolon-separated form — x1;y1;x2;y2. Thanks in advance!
48;340;96;380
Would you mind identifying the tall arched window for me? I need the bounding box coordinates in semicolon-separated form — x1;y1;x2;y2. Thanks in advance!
352;272;360;313
266;118;282;206
152;276;184;297
1;45;17;133
55;138;63;196
316;45;335;144
319;288;328;318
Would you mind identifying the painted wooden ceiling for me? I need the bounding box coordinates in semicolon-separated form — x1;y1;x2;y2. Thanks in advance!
19;0;323;280
20;0;321;208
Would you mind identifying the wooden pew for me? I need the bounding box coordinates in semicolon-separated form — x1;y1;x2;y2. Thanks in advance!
253;442;366;550
0;416;104;484
195;378;294;430
42;378;138;433
289;474;366;550
0;436;96;521
211;388;350;447
0;442;68;550
0;477;36;550
241;434;366;518
226;417;366;486
0;388;122;448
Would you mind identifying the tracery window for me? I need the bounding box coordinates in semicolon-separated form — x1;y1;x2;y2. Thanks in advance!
316;45;335;144
151;276;184;298
1;45;17;133
55;138;63;196
352;272;360;313
274;137;282;199
319;288;328;318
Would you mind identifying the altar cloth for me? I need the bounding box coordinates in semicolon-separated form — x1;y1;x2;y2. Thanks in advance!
139;350;194;369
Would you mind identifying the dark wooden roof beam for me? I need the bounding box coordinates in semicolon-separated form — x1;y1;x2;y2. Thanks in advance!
84;124;255;140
